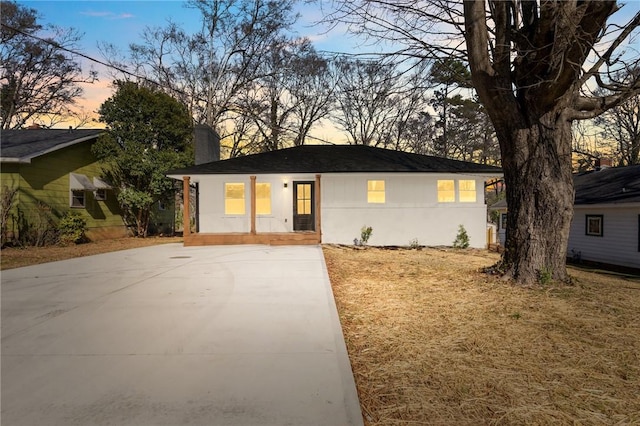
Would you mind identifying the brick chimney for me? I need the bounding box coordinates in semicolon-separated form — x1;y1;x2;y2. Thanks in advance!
595;157;613;170
194;124;220;165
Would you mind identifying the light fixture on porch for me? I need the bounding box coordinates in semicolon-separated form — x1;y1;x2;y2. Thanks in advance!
283;179;288;188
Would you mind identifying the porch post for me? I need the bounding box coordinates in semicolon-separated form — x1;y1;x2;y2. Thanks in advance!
250;176;256;235
183;176;190;236
315;174;321;242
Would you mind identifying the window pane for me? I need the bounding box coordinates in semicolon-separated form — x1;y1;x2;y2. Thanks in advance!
225;183;244;199
71;190;85;208
256;183;271;215
368;191;385;203
225;199;245;215
256;198;271;215
368;180;385;191
586;216;603;236
256;183;270;198
459;179;476;203
225;183;245;215
302;184;310;198
367;180;385;203
437;180;455;202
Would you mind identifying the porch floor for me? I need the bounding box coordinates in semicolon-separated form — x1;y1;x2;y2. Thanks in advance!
184;232;321;246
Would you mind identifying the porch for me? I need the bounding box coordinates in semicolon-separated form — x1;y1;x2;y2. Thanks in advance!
183;231;320;246
181;175;322;246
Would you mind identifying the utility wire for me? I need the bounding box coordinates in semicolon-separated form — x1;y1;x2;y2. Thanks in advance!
1;21;343;146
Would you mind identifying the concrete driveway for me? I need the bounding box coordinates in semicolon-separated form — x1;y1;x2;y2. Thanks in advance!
1;244;363;426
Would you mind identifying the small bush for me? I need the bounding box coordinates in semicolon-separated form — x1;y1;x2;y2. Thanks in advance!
57;212;87;246
409;238;420;249
360;226;373;245
452;224;470;249
355;225;373;246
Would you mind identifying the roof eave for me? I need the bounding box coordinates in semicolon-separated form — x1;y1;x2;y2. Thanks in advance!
0;157;31;163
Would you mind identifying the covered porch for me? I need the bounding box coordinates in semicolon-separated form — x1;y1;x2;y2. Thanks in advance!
181;174;322;246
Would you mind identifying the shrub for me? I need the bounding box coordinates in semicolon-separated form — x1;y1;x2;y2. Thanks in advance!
57;212;87;246
452;224;470;249
355;225;373;246
1;186;17;247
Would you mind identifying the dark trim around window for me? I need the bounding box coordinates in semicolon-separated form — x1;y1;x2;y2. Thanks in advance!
585;214;603;237
71;190;85;208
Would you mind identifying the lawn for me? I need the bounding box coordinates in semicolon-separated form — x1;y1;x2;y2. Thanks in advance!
0;236;183;270
323;245;640;426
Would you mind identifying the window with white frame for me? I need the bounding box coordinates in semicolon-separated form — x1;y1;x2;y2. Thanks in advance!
585;215;603;237
458;180;477;202
437;180;455;202
367;180;385;203
71;190;85;208
256;183;271;215
225;183;245;215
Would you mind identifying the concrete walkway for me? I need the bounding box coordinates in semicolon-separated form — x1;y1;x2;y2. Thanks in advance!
1;244;363;426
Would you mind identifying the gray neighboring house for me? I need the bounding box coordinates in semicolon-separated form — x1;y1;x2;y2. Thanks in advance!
491;165;640;270
568;164;640;270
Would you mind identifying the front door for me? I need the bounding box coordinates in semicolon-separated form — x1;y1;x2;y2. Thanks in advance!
293;181;315;231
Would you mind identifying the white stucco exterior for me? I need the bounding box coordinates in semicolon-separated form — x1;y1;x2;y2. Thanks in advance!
568;204;640;269
191;172;492;249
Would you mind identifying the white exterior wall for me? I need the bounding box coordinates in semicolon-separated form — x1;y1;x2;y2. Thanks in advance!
568;205;640;269
192;172;491;248
321;173;488;248
194;173;316;233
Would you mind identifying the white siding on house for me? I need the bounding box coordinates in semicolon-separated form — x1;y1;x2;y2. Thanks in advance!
568;205;640;269
321;173;488;248
193;172;491;248
195;174;316;233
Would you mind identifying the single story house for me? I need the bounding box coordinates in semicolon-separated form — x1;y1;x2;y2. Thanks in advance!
1;128;128;242
568;164;640;270
167;144;502;248
490;164;639;270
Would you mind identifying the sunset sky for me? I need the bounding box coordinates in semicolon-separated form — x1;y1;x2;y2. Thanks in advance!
14;1;640;134
17;0;357;131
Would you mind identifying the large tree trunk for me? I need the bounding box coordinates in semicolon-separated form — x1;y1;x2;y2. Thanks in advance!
496;107;575;284
461;0;619;285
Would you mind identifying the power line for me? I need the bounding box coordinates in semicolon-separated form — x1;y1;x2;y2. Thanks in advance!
0;22;347;147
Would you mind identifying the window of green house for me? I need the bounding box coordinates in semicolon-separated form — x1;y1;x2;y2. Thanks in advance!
71;190;85;208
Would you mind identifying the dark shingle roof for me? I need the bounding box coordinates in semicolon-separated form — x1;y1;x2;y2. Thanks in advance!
168;145;502;175
573;165;640;204
1;129;105;161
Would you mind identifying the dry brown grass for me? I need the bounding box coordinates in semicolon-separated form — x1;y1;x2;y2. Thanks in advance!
0;236;183;270
323;245;640;426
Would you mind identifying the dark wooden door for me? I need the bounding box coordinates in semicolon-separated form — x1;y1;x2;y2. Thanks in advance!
293;181;314;231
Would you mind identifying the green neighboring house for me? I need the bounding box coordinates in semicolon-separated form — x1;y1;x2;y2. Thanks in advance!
1;128;128;242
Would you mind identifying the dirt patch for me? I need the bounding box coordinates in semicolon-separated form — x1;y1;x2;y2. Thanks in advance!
323;245;640;425
1;236;183;270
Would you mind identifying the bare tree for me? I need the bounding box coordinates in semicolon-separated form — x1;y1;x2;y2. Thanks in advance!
0;0;96;129
100;0;298;144
595;91;640;166
287;41;336;146
322;0;640;284
237;37;334;152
